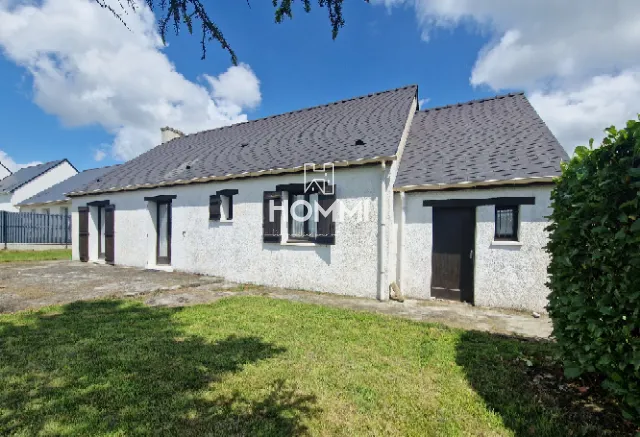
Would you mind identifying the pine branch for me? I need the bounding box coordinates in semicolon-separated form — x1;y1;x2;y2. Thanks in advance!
97;0;369;63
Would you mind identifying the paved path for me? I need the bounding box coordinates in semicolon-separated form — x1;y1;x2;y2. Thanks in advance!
0;261;552;338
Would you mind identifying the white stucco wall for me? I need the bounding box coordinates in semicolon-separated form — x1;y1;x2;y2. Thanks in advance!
1;162;77;212
384;99;416;294
400;186;553;312
71;166;383;298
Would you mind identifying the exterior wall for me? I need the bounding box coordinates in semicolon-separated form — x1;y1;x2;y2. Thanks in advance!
71;166;382;298
400;186;553;312
384;99;416;293
19;202;71;215
2;162;77;212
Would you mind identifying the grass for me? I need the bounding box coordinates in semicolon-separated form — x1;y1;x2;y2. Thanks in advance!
0;297;633;436
0;249;71;262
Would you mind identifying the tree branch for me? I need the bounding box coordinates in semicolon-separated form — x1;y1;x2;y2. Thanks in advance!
97;0;369;63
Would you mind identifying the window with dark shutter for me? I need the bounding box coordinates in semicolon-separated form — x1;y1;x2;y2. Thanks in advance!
209;195;221;221
495;205;518;241
78;206;89;262
315;192;336;245
211;189;238;221
263;191;282;242
105;205;115;264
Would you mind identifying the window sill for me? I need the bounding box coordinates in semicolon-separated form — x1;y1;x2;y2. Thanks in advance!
491;240;522;247
281;241;319;247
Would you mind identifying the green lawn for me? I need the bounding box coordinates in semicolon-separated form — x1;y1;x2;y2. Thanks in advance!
0;249;71;262
0;297;631;436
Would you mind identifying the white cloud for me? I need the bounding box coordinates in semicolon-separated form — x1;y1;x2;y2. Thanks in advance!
373;0;640;153
418;97;430;108
0;150;41;177
93;148;107;162
0;0;262;161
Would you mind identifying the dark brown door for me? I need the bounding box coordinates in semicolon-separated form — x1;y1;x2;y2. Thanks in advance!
431;207;475;303
78;207;89;262
105;205;115;265
156;201;171;265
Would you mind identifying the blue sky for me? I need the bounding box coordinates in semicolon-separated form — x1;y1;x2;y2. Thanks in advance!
0;0;638;172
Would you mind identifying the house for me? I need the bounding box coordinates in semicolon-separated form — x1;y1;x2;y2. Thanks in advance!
17;165;119;215
0;160;11;180
0;160;78;212
67;86;568;312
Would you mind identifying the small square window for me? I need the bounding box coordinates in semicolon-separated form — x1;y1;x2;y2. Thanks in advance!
495;206;518;241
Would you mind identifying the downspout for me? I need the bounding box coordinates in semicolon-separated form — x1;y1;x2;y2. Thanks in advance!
397;191;406;290
378;161;389;301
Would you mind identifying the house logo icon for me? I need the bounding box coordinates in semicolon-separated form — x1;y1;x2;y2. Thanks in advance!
303;163;335;195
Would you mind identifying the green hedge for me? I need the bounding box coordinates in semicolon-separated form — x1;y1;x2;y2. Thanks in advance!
546;117;640;420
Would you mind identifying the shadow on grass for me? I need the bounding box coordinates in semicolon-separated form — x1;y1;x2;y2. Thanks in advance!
0;300;318;436
456;330;633;437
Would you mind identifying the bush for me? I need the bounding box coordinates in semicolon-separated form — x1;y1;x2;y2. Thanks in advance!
546;117;640;421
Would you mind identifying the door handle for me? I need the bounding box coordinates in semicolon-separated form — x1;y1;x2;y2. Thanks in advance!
469;249;474;260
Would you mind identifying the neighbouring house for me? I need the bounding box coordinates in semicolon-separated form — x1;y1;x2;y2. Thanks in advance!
67;86;568;312
0;160;78;212
17;165;119;215
0;160;11;180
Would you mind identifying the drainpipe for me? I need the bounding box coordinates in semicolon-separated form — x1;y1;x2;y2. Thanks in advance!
378;161;389;301
397;191;406;290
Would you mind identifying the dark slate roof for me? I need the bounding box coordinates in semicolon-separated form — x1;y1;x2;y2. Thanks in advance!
395;93;569;188
17;165;119;206
0;160;69;194
73;85;417;195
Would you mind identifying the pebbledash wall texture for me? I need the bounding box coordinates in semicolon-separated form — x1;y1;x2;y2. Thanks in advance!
400;186;553;312
72;166;384;298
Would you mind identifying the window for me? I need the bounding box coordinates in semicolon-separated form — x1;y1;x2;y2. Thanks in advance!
495;206;518;241
288;193;319;242
262;185;336;245
61;207;69;216
98;205;106;259
210;189;238;221
42;208;50;215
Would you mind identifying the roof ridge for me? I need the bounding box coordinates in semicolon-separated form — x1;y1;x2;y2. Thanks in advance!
421;92;525;113
79;164;120;173
180;84;418;139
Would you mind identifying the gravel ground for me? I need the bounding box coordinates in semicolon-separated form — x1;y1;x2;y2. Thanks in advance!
0;261;552;338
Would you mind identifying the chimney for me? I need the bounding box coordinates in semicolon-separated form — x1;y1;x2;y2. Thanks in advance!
160;126;184;144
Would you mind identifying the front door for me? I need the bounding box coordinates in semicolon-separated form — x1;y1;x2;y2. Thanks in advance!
431;207;475;303
156;201;171;265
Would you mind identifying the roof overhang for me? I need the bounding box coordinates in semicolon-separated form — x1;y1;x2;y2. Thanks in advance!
394;176;557;192
16;199;70;207
67;156;396;198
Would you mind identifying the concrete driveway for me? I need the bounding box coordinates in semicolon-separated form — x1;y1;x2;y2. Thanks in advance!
0;261;552;338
